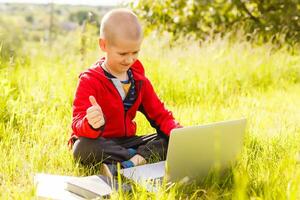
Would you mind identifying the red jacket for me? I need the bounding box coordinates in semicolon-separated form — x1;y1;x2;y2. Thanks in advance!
70;58;181;144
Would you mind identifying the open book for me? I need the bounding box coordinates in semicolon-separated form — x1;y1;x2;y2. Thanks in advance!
34;173;123;200
65;175;115;199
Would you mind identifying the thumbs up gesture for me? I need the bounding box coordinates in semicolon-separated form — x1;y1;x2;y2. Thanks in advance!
86;96;105;129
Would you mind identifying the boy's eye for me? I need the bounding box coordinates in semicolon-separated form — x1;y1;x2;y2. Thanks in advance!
119;53;127;56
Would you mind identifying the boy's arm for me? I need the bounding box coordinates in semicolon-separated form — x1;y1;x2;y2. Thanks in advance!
139;78;181;136
72;74;104;138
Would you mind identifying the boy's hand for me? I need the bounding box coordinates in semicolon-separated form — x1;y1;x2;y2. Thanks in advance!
86;96;105;129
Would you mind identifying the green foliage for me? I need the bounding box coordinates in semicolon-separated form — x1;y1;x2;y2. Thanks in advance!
69;10;100;26
132;0;300;44
79;22;99;60
25;15;34;23
0;18;23;65
1;32;300;198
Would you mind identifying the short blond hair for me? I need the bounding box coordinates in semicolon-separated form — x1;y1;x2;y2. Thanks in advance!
100;8;143;44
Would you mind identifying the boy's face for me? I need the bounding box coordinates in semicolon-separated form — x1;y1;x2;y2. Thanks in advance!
99;36;142;75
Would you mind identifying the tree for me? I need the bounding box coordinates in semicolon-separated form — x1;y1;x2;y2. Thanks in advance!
131;0;300;44
69;10;100;27
25;15;34;23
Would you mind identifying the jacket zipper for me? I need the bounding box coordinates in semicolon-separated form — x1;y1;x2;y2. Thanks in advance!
104;67;143;138
122;80;143;137
124;111;127;137
124;80;142;137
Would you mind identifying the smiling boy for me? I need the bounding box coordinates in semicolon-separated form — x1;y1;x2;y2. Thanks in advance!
70;8;181;179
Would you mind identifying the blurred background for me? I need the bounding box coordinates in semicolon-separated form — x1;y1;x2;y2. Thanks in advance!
0;0;299;66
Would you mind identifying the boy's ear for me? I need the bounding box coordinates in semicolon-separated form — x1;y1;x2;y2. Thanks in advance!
99;38;107;52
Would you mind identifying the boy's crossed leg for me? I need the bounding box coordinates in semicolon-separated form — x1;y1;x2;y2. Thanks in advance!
72;133;168;178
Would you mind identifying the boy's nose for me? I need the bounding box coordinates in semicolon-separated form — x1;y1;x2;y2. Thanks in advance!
125;56;134;64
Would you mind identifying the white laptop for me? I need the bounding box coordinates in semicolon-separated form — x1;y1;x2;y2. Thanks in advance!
120;118;247;184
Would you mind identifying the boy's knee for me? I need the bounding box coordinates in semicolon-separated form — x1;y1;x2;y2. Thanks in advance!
72;137;98;165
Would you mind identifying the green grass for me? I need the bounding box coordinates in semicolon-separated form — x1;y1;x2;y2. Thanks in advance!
0;32;300;199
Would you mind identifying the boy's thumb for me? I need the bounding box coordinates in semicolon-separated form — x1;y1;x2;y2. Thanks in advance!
89;96;99;106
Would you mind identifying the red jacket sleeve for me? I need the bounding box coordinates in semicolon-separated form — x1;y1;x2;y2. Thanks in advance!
72;74;103;138
139;78;182;136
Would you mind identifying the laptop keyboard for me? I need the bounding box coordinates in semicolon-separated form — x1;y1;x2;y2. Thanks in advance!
120;161;165;183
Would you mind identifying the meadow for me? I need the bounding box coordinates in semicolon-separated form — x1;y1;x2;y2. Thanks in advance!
0;30;300;199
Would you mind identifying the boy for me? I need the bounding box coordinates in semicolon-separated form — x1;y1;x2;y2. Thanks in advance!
69;8;181;179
